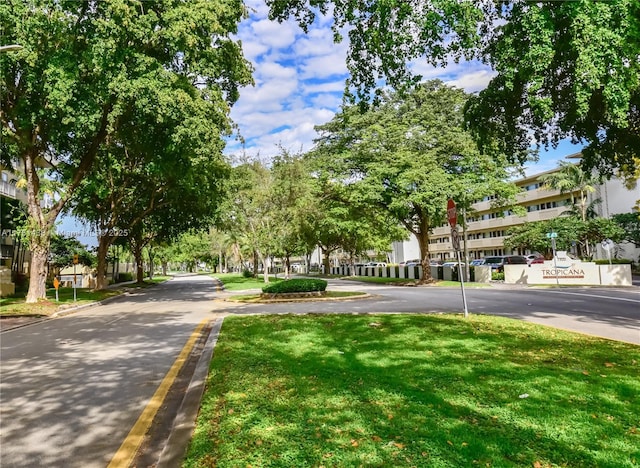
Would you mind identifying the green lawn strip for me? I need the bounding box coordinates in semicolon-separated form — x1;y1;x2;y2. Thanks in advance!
226;291;367;303
185;314;639;468
435;280;491;288
1;288;123;316
213;273;285;291
0;276;172;317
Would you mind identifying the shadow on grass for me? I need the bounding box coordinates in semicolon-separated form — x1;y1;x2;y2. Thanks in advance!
186;314;640;468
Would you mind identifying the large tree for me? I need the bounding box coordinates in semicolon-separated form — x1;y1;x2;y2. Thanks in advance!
70;74;230;289
268;0;639;177
220;159;277;282
311;81;521;282
1;0;251;302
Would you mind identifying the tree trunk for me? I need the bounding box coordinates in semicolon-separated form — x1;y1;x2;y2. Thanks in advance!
253;250;259;277
24;149;53;303
148;247;154;279
162;261;168;276
321;247;331;275
26;244;48;303
132;243;144;284
416;230;434;284
95;235;115;290
284;255;291;279
261;253;269;283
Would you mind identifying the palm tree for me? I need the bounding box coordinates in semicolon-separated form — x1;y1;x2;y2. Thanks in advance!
538;161;602;257
538;161;601;222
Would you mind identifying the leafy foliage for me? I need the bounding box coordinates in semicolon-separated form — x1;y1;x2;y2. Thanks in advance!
1;0;252;300
505;216;625;259
262;278;327;294
268;0;639;176
310;81;521;281
612;212;640;246
48;234;95;270
538;162;602;222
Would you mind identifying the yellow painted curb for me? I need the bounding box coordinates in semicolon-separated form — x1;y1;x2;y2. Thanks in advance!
107;319;209;468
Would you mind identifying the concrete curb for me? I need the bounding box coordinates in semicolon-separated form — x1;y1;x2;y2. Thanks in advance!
156;317;223;468
50;291;134;318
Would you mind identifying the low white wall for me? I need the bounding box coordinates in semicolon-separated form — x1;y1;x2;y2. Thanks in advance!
504;262;632;286
475;266;492;283
599;264;632;286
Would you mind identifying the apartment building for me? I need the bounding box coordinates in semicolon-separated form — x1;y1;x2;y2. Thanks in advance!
393;158;640;263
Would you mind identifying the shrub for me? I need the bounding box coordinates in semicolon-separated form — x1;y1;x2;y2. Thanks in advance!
594;258;632;265
492;272;505;281
262;278;327;294
242;269;254;278
116;272;133;283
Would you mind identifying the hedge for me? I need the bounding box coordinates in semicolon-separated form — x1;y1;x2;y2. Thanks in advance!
116;272;134;283
594;259;633;265
262;278;328;294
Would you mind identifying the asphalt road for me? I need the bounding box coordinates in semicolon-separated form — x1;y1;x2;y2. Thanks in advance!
0;275;221;468
1;276;638;468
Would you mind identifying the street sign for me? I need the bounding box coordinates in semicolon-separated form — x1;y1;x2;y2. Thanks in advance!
73;254;79;264
546;232;558;238
53;277;60;302
447;199;457;227
451;227;461;251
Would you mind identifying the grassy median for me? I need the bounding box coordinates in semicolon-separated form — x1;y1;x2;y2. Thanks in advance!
0;276;171;317
213;273;285;291
185;314;639;468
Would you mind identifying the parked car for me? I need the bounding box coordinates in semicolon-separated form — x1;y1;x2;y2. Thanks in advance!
442;261;465;268
470;259;485;266
483;255;528;272
401;259;421;267
528;255;545;265
367;262;387;267
526;254;545;265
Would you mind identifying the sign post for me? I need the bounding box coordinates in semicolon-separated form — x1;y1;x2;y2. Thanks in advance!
546;232;559;286
53;277;60;302
448;199;468;318
601;239;614;265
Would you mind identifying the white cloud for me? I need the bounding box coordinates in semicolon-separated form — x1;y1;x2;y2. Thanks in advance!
300;54;348;80
445;69;496;93
250;19;299;50
228;9;568;172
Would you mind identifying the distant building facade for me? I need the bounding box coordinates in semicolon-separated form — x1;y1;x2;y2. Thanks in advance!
393;159;640;263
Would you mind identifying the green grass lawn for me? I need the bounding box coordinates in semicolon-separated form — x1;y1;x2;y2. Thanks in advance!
0;275;172;317
213;273;285;291
185;314;639;468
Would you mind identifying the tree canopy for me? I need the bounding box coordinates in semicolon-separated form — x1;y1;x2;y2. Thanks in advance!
310;80;521;281
268;0;639;176
1;0;251;300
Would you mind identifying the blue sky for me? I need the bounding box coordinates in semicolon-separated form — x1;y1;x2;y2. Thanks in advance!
225;1;583;174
